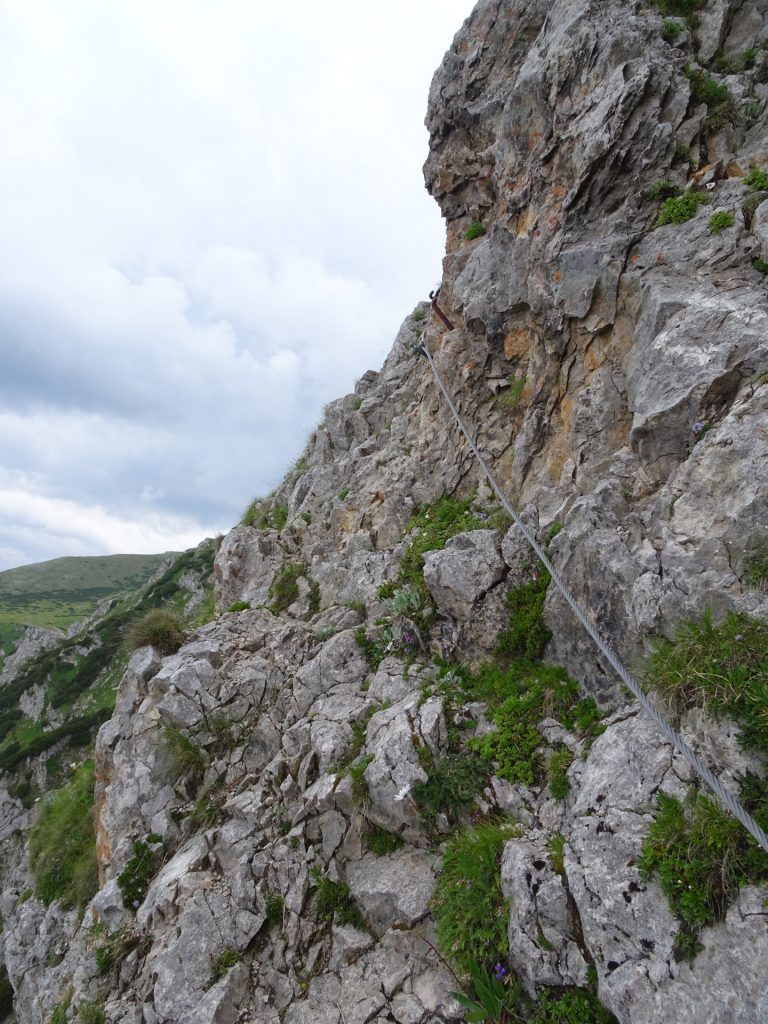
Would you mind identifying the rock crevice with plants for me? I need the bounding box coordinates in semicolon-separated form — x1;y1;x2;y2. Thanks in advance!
2;1;768;1022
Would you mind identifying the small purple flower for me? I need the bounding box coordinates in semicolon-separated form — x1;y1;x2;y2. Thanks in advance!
692;420;706;434
494;963;507;980
735;634;744;642
132;900;140;909
476;511;488;520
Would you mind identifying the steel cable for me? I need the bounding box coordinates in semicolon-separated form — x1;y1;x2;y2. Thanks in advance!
418;341;768;854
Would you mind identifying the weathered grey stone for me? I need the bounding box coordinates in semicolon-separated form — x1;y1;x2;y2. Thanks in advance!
501;831;589;993
346;851;437;935
423;530;505;620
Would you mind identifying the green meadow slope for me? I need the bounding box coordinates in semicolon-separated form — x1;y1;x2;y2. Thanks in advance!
0;553;178;631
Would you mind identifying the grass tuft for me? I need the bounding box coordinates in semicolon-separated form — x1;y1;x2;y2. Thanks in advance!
310;868;364;928
644;610;768;753
28;761;98;912
656;190;709;226
128;608;187;655
433;820;520;975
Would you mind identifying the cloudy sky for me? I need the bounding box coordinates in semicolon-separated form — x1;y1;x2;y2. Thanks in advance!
0;0;476;572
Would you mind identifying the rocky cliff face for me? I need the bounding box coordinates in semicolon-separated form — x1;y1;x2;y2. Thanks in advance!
2;2;768;1023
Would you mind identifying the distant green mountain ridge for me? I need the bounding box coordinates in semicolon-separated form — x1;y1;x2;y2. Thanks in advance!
0;552;179;631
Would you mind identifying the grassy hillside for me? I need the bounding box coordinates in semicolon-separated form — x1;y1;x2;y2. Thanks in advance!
0;541;217;792
0;552;178;631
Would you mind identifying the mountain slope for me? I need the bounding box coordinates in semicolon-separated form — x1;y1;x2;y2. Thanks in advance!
0;553;179;632
1;2;768;1023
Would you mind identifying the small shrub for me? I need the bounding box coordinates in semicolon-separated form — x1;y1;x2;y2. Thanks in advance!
656;190;709;226
433;820;520;975
470;662;598;787
210;947;240;983
683;65;732;109
414;745;491;827
648;179;681;200
746;167;768;192
709;210;735;234
163;724;208;787
366;825;404;856
650;0;705;21
78;1002;106;1024
117;838;163;910
188;789;225;829
530;988;618;1023
271;504;288;531
496;569;552;661
94;929;136;976
753;257;768;274
354;624;392;671
310;868;364;928
29;761;98;912
128;608;187;655
376;581;397;601
338;487;351;500
268;562;318;615
225;600;250;613
495;374;526;410
639;785;768;958
463;221;486;240
661;18;682;40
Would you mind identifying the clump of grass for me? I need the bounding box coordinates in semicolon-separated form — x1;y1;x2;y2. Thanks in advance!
28;761;98;912
433;820;520;975
656;190;709;226
746;167;768;192
268;562;319;615
744;538;768;590
338;487;351;500
547;832;566;876
188;788;225;829
530;989;618;1023
661;18;682;40
163;724;208;788
683;65;737;131
349;753;375;806
463;221;486;240
225;600;250;613
495;374;527;411
547;747;574;799
648;179;682;200
413;744;492;828
639;783;768;959
310;868;364;928
366;825;404;856
753;258;768;275
709;210;735;234
466;662;601;787
117;837;163;910
94;929;137;975
78;1002;106;1024
265;888;284;927
644;610;768;753
128;608;187;655
354;624;392;671
210;947;240;984
496;568;552;661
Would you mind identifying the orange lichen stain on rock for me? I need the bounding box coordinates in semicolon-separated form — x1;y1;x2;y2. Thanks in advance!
725;161;744;178
461;359;475;380
504;327;536;360
94;751;113;884
545;392;578;482
516;205;538;237
527;129;543;151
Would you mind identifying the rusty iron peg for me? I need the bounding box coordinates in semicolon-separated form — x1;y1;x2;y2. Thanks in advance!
429;288;454;330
